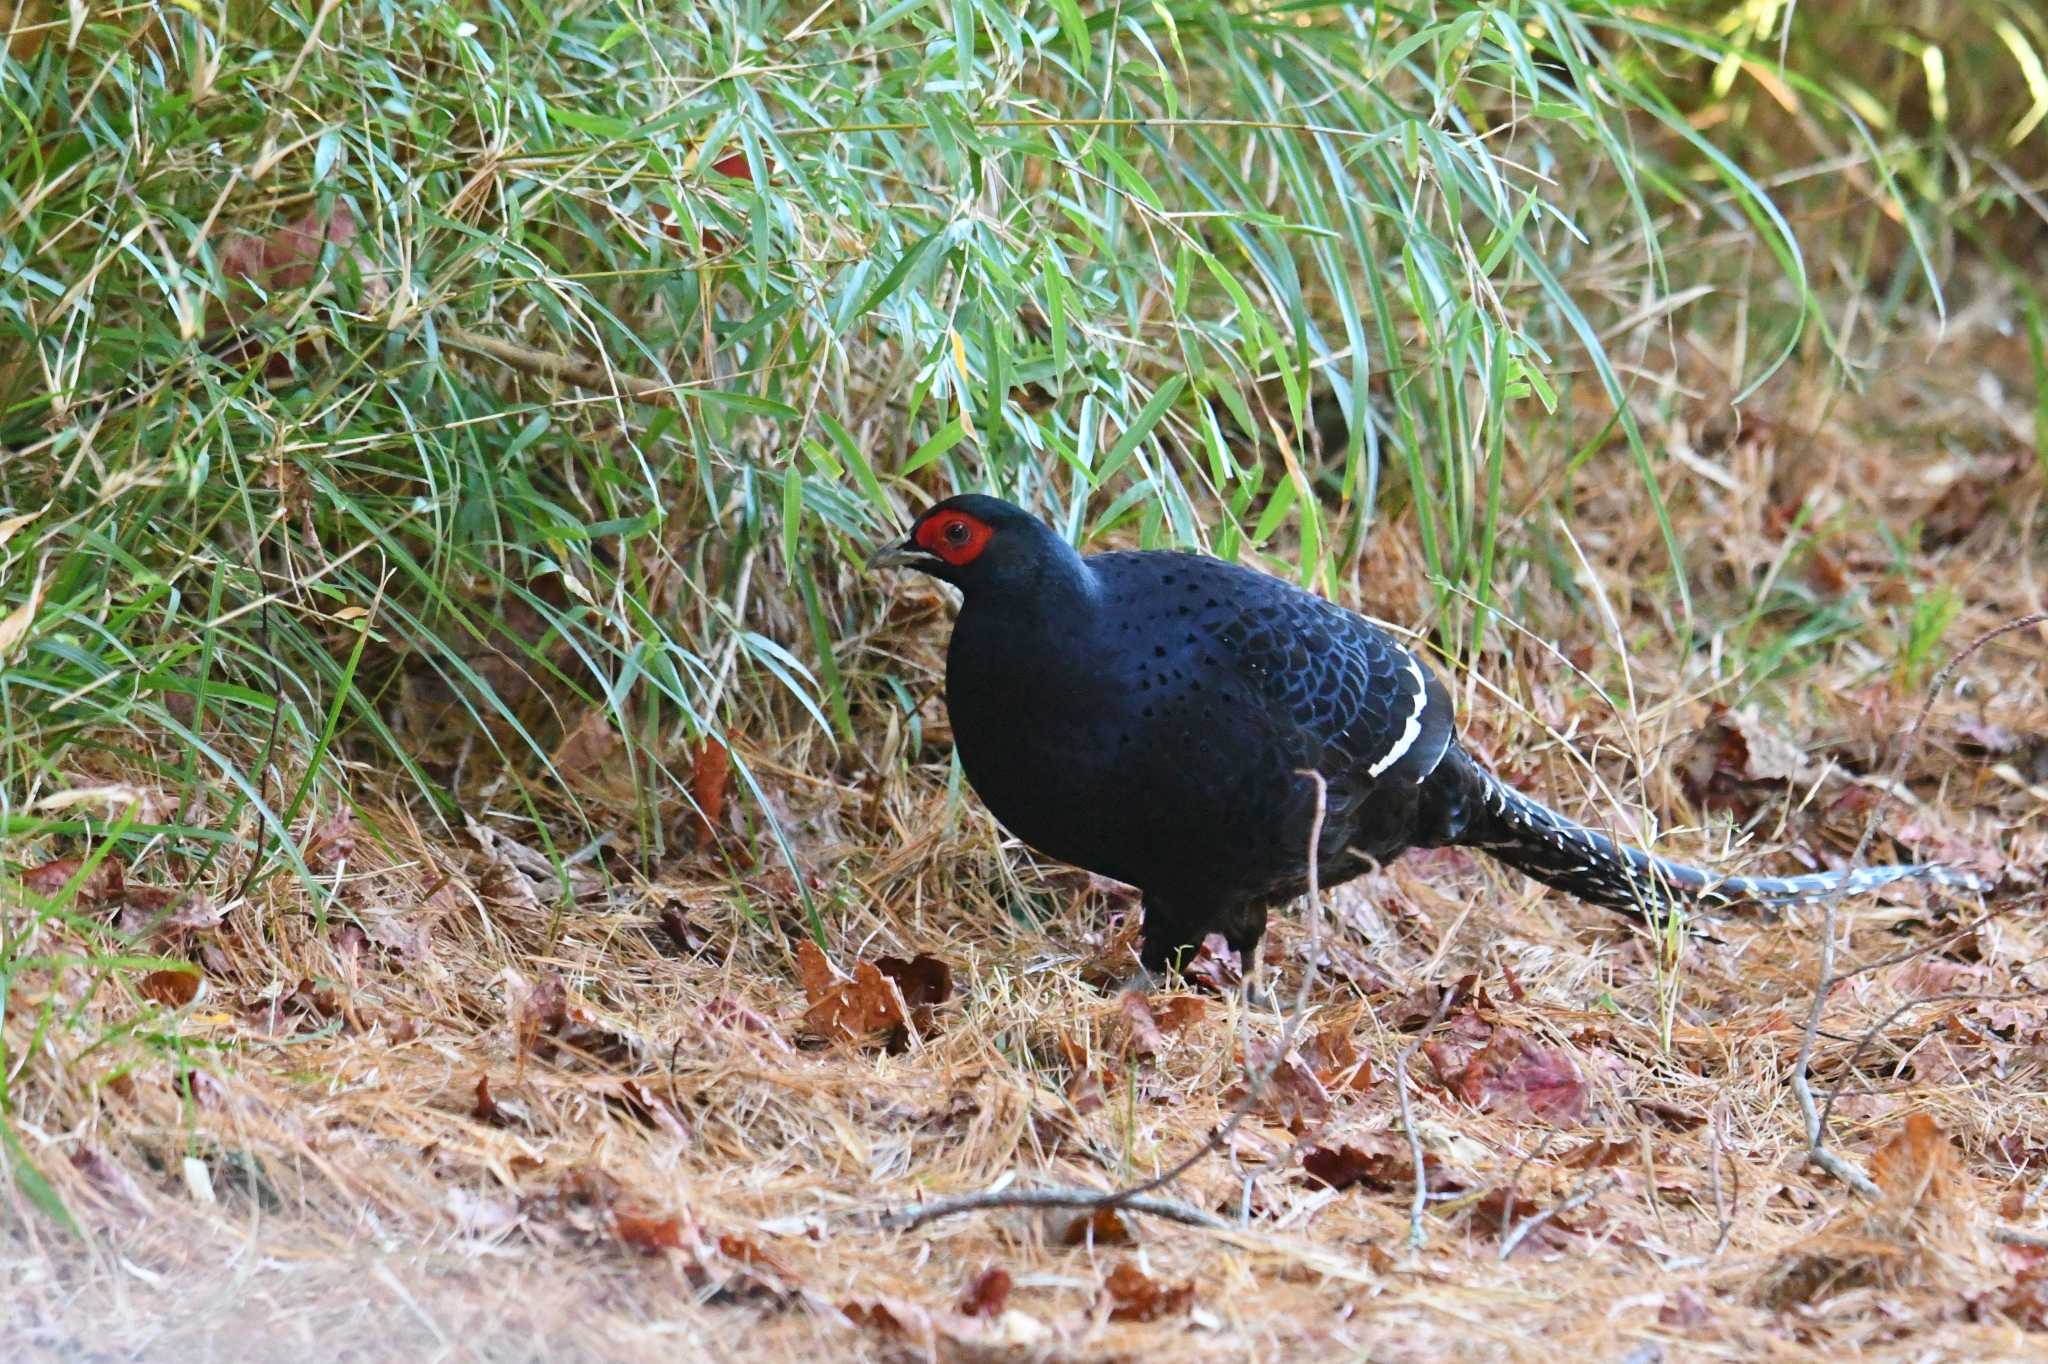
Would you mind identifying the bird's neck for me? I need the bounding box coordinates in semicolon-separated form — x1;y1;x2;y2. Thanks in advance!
957;541;1099;645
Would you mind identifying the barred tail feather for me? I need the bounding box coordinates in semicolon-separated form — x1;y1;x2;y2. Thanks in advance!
1452;759;1986;917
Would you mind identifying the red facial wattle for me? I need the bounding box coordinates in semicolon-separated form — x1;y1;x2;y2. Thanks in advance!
914;510;994;566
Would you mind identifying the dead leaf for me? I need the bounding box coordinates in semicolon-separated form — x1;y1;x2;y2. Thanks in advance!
20;854;123;903
796;942;952;1048
689;737;732;850
1681;704;1819;819
1470;1186;1596;1255
552;710;621;780
1307;1025;1374;1094
1301;1133;1456;1195
69;1145;150;1216
138;968;200;1007
1120;992;1170;1058
613;1208;686;1254
472;1074;531;1127
1435;1026;1587;1126
1868;1112;1967;1229
656;905;718;958
1658;1286;1714;1329
517;973;569;1056
1101;1262;1194;1322
1183;933;1242;992
303;809;358;870
959;1266;1013;1318
1061;1206;1133;1246
1233;1040;1331;1133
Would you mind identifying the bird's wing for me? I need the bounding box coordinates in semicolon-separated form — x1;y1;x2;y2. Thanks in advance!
1215;577;1455;790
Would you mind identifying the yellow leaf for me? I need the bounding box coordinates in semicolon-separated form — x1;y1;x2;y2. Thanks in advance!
0;507;44;550
0;573;45;660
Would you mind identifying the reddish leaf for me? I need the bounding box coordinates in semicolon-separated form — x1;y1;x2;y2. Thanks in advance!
797;942;952;1048
1120;992;1170;1058
1440;1026;1587;1126
1101;1262;1194;1322
138;968;199;1007
303;809;358;870
959;1266;1013;1318
656;905;717;957
1300;1134;1457;1195
1306;1025;1374;1094
21;854;123;903
1060;1206;1133;1246
221;204;361;292
1183;933;1242;992
716;1233;786;1276
1234;1040;1331;1133
710;150;752;179
689;738;732;850
1869;1112;1964;1213
1470;1187;1594;1255
472;1074;531;1127
517;973;569;1056
1152;995;1208;1034
613;1209;686;1254
874;952;953;1012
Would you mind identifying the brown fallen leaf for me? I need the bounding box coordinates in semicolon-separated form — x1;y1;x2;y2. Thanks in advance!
472;1074;533;1127
1301;1133;1458;1195
1233;1040;1331;1133
68;1145;150;1216
613;1208;687;1254
1434;1025;1587;1126
138;967;200;1007
959;1265;1013;1318
1470;1186;1597;1256
517;973;569;1057
551;710;621;781
1061;1206;1134;1246
302;809;358;870
21;854;124;903
1101;1262;1194;1322
796;941;953;1048
689;737;732;850
1307;1024;1374;1094
1183;933;1243;992
1120;992;1170;1058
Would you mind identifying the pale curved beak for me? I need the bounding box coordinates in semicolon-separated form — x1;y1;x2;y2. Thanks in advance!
866;535;938;573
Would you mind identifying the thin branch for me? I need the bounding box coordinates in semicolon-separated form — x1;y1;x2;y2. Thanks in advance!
878;1188;1228;1234
880;770;1336;1235
439;325;680;406
1791;612;2044;1193
1498;1176;1618;1262
1396;986;1458;1249
1817;988;2048;1138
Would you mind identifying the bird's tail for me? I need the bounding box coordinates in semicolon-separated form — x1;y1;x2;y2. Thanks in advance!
1447;751;1986;917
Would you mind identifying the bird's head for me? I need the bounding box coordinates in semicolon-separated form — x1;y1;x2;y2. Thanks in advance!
867;494;1072;594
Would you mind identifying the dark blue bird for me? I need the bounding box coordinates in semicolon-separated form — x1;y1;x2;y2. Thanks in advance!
872;494;1982;977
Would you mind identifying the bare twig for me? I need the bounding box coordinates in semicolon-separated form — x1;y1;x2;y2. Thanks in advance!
1991;1224;2048;1249
1818;988;2048;1138
439;325;680;406
880;770;1336;1234
1395;985;1458;1249
1790;612;2043;1193
878;1187;1229;1233
1498;1175;1618;1262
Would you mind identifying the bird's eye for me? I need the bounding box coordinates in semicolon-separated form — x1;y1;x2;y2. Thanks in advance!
944;520;970;545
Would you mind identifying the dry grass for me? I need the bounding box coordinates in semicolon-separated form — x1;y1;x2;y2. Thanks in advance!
5;293;2047;1363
